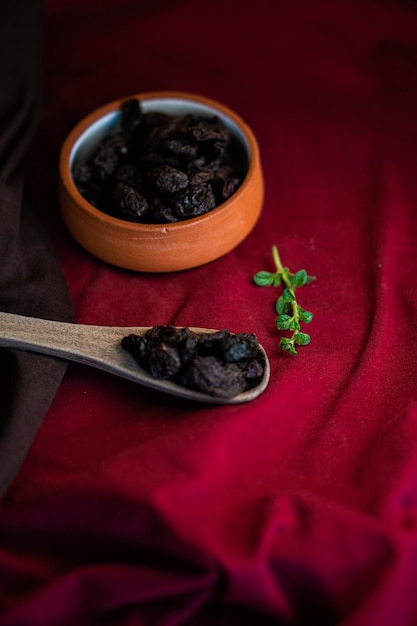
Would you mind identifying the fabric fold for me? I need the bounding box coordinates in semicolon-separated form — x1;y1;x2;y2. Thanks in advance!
0;0;73;495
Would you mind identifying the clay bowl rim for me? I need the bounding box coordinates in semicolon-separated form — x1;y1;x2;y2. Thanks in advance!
59;90;261;236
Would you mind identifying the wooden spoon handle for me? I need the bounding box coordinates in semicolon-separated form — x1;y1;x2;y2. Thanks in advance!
0;311;142;360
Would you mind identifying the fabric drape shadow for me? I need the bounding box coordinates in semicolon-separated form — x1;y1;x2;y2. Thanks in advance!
0;0;73;495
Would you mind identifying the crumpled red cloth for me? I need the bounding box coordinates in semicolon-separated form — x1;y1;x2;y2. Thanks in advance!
2;0;417;624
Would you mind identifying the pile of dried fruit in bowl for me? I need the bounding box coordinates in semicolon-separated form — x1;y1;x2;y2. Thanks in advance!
72;98;247;224
121;326;265;399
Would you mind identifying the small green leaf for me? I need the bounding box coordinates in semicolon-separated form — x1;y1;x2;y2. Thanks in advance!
272;273;282;287
305;275;316;285
294;332;311;346
288;318;301;332
279;337;297;355
291;269;308;287
253;271;275;287
276;296;290;315
276;314;291;330
298;307;313;324
282;288;295;303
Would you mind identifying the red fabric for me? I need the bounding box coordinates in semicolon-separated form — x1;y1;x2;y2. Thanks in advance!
2;0;417;623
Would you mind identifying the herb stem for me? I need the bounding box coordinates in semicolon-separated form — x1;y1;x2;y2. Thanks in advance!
253;245;315;355
272;246;300;322
272;245;299;324
272;244;282;273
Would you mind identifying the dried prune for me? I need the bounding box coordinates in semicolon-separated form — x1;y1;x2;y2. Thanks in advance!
114;163;144;190
189;117;230;143
172;184;216;218
73;163;93;189
121;334;147;366
121;326;264;399
149;343;181;379
176;327;198;364
72;98;247;224
150;199;180;223
163;138;198;159
144;112;176;139
244;359;265;380
186;356;247;399
149;165;189;194
221;332;261;363
221;177;241;200
145;325;180;346
145;326;198;363
187;162;214;186
92;134;127;181
112;182;149;220
121;98;143;136
196;329;232;358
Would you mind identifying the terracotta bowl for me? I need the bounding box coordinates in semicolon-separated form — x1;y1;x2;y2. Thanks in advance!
59;91;264;272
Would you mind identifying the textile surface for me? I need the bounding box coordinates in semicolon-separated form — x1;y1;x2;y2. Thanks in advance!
2;0;417;624
0;0;73;496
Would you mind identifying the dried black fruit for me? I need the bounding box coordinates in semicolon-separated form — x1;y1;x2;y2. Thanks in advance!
186;356;246;399
121;334;147;366
163;138;198;159
150;198;180;223
149;165;189;194
221;332;261;363
144;112;176;139
243;359;265;380
72;98;247;224
112;182;149;220
73;163;93;189
196;329;231;358
121;98;143;136
121;326;264;399
187;162;214;186
145;325;182;346
114;163;144;191
92;134;127;181
189;116;230;143
172;183;216;218
149;343;182;379
221;177;241;200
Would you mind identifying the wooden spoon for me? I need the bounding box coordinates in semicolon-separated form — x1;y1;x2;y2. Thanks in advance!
0;311;270;404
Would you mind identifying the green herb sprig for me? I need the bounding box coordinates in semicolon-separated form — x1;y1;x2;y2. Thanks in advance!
253;245;315;355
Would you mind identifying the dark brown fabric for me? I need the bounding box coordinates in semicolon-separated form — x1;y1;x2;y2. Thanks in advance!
0;0;73;494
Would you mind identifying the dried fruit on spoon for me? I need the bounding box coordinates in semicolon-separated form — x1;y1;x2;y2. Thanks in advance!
121;326;265;399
